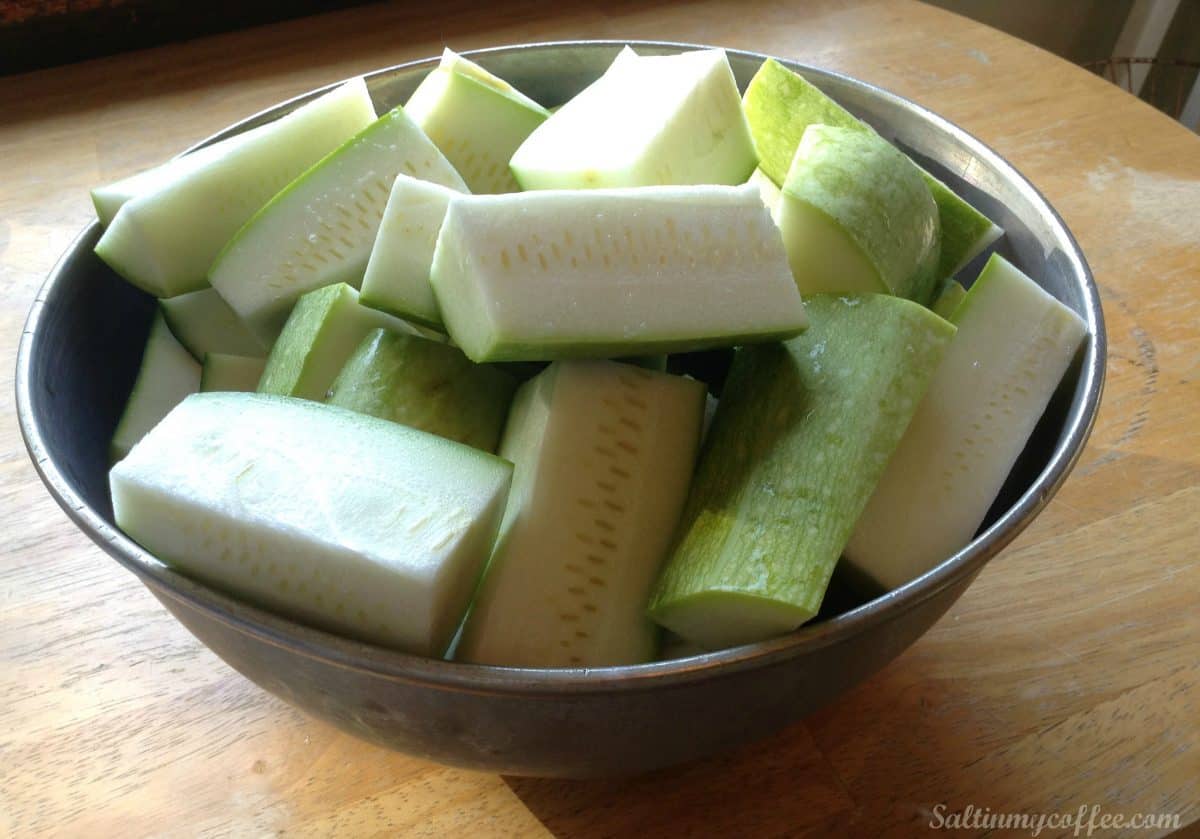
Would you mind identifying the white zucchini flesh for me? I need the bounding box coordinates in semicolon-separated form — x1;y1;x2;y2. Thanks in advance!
457;361;706;667
94;79;377;298
159;287;267;360
429;183;808;362
91;126;263;227
358;174;458;329
200;353;267;392
509;48;756;190
209;106;467;345
110;392;513;656
405;49;550;194
844;254;1087;589
110;312;201;462
747;167;783;222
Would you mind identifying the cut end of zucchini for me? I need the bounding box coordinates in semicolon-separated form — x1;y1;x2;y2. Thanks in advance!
953;220;1005;276
92;187;129;229
777;198;884;295
435;47;549;114
359;174;459;329
511;47;756;190
406;49;549;194
110;312;202;462
650;591;812;651
160;287;267;361
95;210;171;297
781;124;939;300
747;167;783;221
91;125;266;228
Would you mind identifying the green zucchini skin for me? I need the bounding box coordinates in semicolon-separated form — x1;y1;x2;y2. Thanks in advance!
327;329;516;453
257;283;425;403
743;57;1001;281
932;279;968;319
647;294;956;649
779;124;940;302
844;254;1087;589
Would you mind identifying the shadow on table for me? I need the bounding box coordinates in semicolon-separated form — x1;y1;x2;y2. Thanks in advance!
501;653;993;838
504;720;850;838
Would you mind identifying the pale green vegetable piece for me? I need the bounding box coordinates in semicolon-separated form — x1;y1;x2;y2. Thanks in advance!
200;353;267;392
257;282;426;402
110;392;513;656
405;48;550;193
743;58;857;183
209;106;467;345
457;360;706;667
743;57;1001;278
778;124;940;302
932;279;968;319
647;294;955;649
110;312;201;462
327;329;516;452
91;125;263;227
938;199;1002;277
747;167;782;221
429;183;807;362
358;174;458;329
94;79;376;298
844;255;1087;589
160;287;267;360
510;47;756;190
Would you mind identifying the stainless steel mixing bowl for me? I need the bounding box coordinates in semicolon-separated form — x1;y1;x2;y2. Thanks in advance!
15;41;1105;777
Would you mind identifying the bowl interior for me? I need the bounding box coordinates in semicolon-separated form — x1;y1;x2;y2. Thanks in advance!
16;41;1104;688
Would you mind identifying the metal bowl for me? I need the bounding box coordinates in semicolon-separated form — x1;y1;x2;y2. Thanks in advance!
15;41;1105;777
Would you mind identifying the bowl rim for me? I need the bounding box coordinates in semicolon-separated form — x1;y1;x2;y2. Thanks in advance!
15;39;1106;696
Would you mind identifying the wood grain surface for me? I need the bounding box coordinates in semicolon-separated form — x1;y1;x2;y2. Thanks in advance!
1;1;1198;836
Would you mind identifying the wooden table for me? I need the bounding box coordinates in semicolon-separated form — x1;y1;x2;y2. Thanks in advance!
2;0;1197;835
